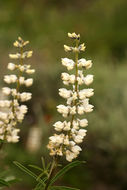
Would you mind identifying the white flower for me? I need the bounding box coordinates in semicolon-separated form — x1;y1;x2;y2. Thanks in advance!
78;129;87;137
71;145;82;154
19;77;25;84
0;112;8;121
53;121;64;132
69;106;76;115
19;105;28;114
73;135;84;144
7;63;16;70
4;75;17;84
78;59;92;69
63;135;69;145
69;75;75;84
63;121;71;131
23;51;33;58
68;32;80;39
77;76;84;85
57;105;69;117
61;72;70;81
84;103;94;113
18;65;25;72
67;97;73;105
81;99;94;113
20;92;32;102
78;43;86;51
26;69;35;74
0;100;11;108
79;119;88;127
16;112;25;122
13;99;19;106
61;58;75;70
66;150;76;162
72;92;78;100
2;87;11;95
9;53;20;59
25;78;33;87
49;134;64;145
84;75;93;85
11;89;17;97
79;88;94;99
72;120;79;129
59;88;71;99
64;45;72;52
7;129;20;143
77;106;84;115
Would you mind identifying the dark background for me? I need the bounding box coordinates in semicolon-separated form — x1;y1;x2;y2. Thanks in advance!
0;0;127;189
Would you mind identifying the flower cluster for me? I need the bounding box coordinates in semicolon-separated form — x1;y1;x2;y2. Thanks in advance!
0;37;35;143
48;32;94;162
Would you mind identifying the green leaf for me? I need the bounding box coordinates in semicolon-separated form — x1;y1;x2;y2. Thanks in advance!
0;178;9;187
34;182;44;190
29;164;43;172
6;177;21;185
36;172;45;181
13;161;45;186
14;161;37;179
49;160;85;185
49;186;80;190
46;162;51;171
41;157;46;170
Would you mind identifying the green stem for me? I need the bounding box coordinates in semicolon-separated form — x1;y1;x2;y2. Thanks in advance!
44;157;57;190
70;39;79;129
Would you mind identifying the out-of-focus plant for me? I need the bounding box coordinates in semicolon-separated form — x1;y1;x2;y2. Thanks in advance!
0;37;34;189
14;32;94;190
0;37;35;148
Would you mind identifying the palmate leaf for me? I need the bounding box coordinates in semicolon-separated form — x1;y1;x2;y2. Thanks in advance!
13;161;45;186
49;160;85;185
49;186;80;190
0;178;9;187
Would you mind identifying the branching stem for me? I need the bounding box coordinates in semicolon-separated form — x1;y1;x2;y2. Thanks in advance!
44;157;57;190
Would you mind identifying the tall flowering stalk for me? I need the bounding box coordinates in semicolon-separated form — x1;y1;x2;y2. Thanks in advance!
47;32;94;162
35;32;95;190
0;37;35;145
13;33;94;190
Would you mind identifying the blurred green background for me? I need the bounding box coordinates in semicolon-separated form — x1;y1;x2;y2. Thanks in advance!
0;0;127;190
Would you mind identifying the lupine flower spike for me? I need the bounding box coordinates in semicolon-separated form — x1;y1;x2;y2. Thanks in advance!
48;32;94;162
0;37;35;143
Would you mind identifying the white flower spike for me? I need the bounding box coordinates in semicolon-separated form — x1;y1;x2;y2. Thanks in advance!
48;32;94;162
0;37;34;143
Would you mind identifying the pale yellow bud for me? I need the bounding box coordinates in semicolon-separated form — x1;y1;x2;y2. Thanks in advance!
68;32;80;39
79;43;86;51
64;45;72;52
13;41;19;47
